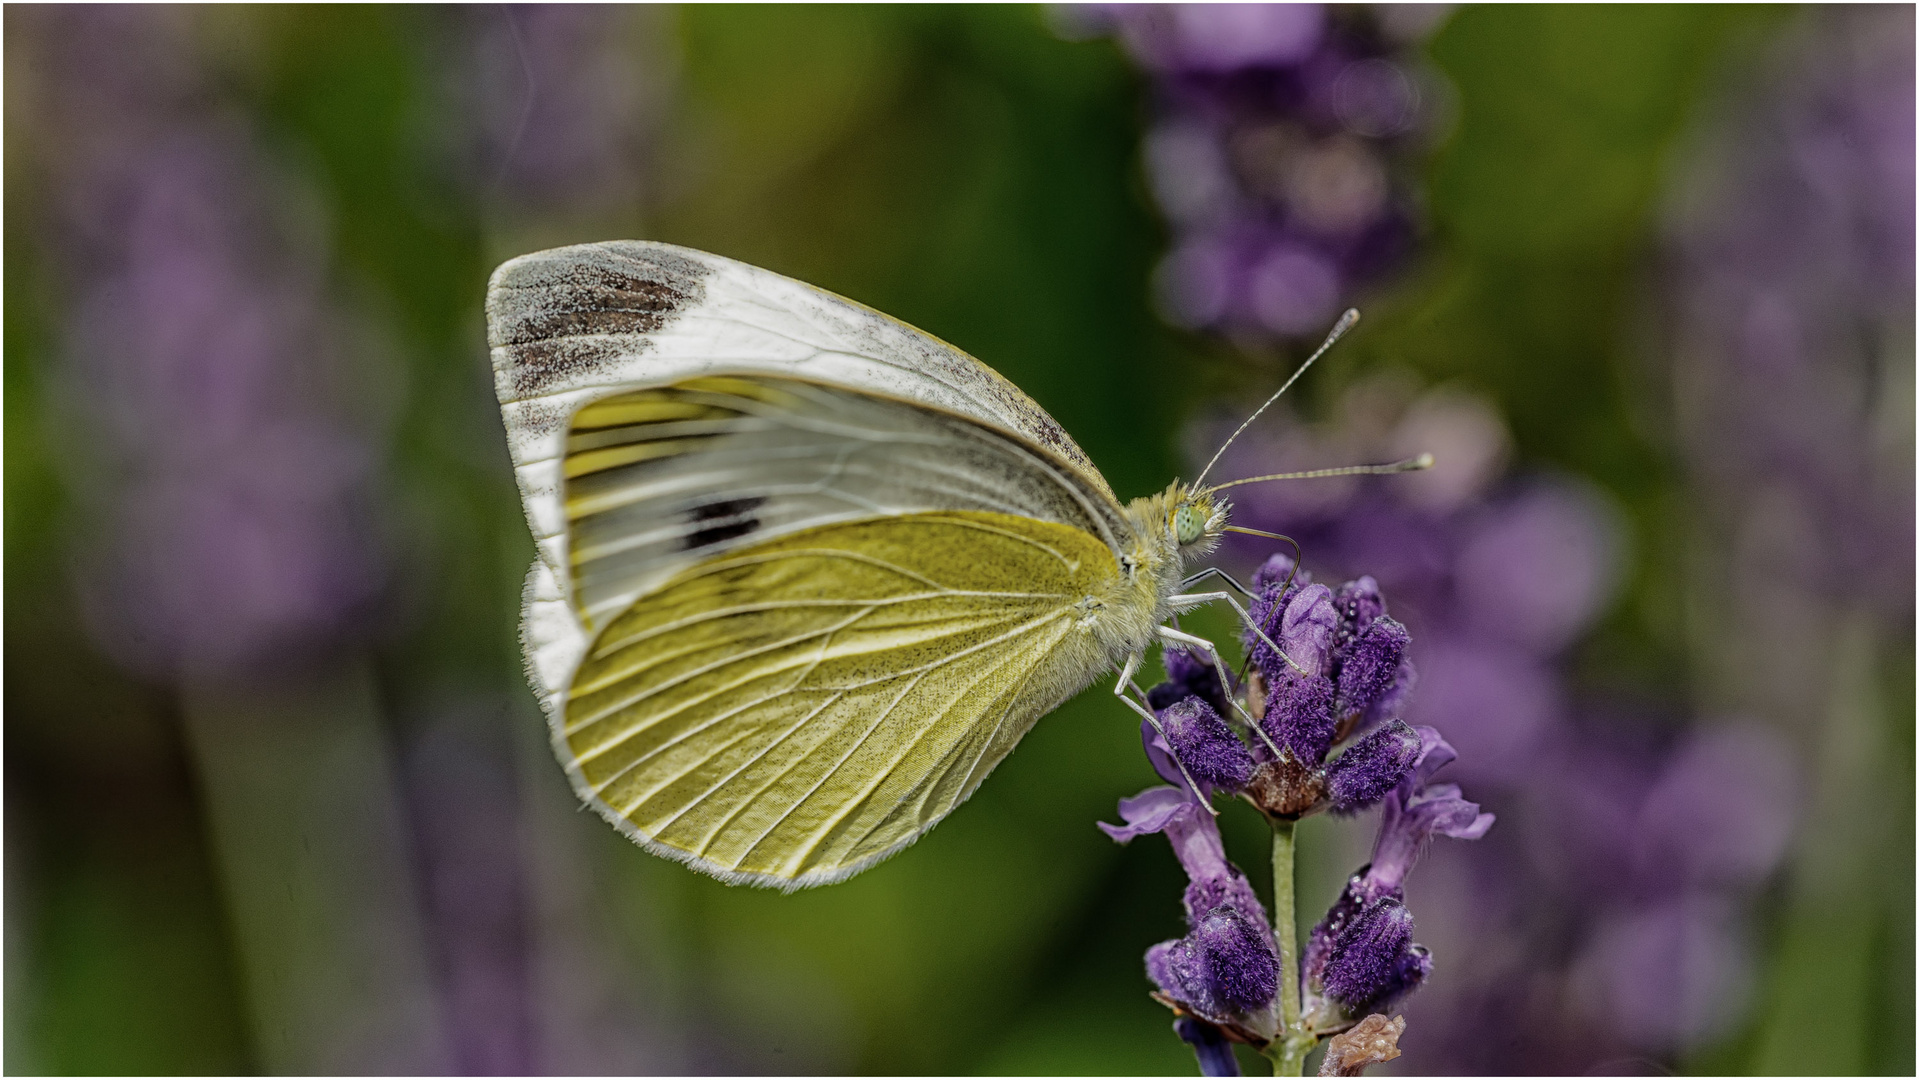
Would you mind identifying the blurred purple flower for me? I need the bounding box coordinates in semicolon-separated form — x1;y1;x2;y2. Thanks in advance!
1077;4;1448;337
1664;6;1913;618
28;6;389;684
434;4;672;217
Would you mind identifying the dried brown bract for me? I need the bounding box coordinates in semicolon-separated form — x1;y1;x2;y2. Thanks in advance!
1318;1013;1404;1076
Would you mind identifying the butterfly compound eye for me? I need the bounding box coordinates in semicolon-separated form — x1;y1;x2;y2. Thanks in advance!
1174;503;1206;546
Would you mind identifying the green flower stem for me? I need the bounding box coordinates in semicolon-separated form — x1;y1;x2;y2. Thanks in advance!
1267;818;1317;1076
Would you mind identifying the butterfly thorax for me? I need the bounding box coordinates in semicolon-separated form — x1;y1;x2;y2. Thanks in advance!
1094;483;1229;664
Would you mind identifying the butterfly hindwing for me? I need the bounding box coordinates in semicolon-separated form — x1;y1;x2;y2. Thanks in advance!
559;511;1118;888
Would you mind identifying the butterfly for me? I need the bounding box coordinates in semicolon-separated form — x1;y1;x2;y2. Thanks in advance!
487;241;1419;890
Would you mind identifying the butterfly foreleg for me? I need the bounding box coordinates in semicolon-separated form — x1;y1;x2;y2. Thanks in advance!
1178;565;1256;598
1112;651;1219;816
1155;624;1286;761
1167;590;1308;677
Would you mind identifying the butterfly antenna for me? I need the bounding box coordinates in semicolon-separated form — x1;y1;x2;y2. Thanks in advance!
1202;453;1433;495
1191;308;1360;490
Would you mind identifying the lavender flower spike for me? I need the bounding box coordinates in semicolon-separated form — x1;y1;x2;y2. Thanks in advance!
1364;727;1494;897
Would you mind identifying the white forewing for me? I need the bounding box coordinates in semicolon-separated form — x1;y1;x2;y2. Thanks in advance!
489;243;1117;559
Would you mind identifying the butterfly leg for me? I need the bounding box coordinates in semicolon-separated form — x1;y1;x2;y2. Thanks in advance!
1156;624;1286;761
1112;652;1218;816
1166;590;1309;677
1179;565;1256;597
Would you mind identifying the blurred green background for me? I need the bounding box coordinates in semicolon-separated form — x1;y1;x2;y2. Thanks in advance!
6;5;1910;1075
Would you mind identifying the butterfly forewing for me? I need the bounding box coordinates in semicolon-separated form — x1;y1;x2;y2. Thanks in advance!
559;374;1124;631
561;511;1117;887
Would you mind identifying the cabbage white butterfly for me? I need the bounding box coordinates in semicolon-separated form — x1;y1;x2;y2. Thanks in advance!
488;241;1420;889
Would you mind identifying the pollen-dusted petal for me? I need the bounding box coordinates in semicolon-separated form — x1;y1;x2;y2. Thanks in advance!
1335;616;1410;720
1322;898;1415;1008
1326;719;1422;813
1163;696;1255;792
1258;669;1338;766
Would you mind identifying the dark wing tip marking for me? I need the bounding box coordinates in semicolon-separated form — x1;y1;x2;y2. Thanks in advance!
487;242;713;398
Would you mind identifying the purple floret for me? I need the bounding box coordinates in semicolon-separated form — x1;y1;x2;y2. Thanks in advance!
1148;645;1231;718
1363;727;1495;896
1194;903;1281;1012
1247;580;1338;684
1173;1018;1241;1077
1321;898;1415;1008
1325;719;1422;813
1331;575;1385;655
1334;616;1410;721
1161;696;1254;793
1259;669;1338;766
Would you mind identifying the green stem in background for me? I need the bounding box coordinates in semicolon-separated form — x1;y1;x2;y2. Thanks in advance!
1266;818;1315;1076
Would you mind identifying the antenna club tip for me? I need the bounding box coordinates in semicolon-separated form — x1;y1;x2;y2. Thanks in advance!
1412;452;1435;470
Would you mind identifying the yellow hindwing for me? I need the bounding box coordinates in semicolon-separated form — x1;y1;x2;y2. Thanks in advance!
561;510;1120;887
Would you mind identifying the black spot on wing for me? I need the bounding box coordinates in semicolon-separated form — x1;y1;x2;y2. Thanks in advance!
683;496;766;551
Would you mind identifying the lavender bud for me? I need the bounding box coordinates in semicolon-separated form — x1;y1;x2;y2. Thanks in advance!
1162;696;1255;792
1381;943;1433;1006
1174;1017;1242;1077
1334;616;1410;720
1326;719;1422;813
1258;669;1337;766
1194;904;1281;1013
1148;645;1231;717
1247;581;1338;682
1322;899;1415;1008
1304;874;1368;994
1331;576;1386;655
1252;552;1311;591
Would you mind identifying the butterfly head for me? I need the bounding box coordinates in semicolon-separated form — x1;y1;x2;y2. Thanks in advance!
1170;486;1227;552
